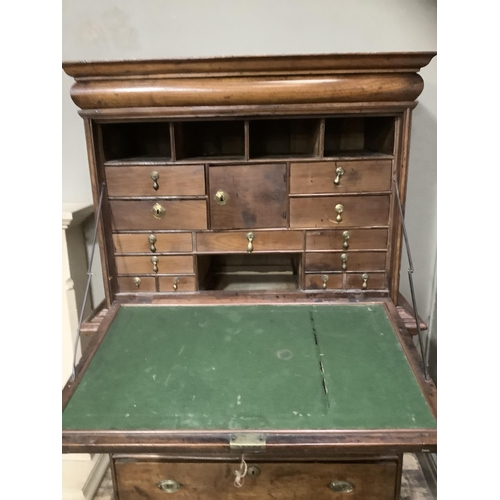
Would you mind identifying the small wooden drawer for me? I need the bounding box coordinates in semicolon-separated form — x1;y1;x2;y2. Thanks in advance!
305;273;343;290
290;195;390;228
197;231;303;253
116;276;155;293
158;275;196;293
105;165;206;197
115;255;194;275
290;159;392;194
306;229;388;251
113;232;193;254
114;459;398;500
305;252;386;272
110;200;207;230
345;272;387;290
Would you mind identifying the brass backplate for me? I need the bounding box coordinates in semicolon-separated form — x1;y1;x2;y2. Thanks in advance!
229;433;266;450
151;202;166;219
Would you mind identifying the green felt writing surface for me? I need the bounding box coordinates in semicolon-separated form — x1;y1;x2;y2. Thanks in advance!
62;304;436;431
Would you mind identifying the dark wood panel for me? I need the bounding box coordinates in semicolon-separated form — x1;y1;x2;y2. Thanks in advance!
209;164;287;229
113;233;193;254
115;459;398;500
290;160;392;194
197;231;303;253
306;252;387;272
105;165;205;196
115;256;194;275
109;200;207;230
306;229;388;251
290;196;390;228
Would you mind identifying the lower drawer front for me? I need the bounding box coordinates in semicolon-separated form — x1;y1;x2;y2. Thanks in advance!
115;255;194;275
115;460;398;500
158;275;196;293
305;252;386;272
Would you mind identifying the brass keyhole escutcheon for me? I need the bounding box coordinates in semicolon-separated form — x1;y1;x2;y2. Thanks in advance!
342;231;350;249
158;479;182;493
148;233;157;252
151;203;166;219
215;190;229;205
133;277;141;288
246;232;254;253
151;256;159;273
341;253;348;271
322;275;329;289
361;273;369;290
173;277;180;291
329;480;354;493
150;171;159;191
334;166;345;186
335;204;344;223
248;465;261;477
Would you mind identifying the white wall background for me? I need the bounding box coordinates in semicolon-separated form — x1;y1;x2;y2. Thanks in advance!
62;0;437;331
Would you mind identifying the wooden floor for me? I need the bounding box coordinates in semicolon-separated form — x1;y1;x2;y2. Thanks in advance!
94;454;434;499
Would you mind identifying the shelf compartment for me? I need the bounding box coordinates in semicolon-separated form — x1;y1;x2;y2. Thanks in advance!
101;122;171;163
197;253;301;291
324;117;395;157
249;118;321;159
174;120;245;161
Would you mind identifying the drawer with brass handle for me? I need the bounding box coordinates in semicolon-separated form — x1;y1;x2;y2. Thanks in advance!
158;275;196;293
114;459;398;499
113;233;193;254
109;200;207;230
196;231;303;253
116;276;156;293
105;165;206;197
305;273;343;291
290;195;390;229
115;255;194;275
345;272;387;290
306;229;388;251
290;160;392;194
305;252;386;272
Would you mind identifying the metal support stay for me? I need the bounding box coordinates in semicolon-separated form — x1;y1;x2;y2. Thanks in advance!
393;179;430;381
70;182;106;382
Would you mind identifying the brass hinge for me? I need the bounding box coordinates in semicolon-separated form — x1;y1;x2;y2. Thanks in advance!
229;433;266;450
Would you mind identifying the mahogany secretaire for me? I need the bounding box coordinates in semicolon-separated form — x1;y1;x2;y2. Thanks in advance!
62;53;437;499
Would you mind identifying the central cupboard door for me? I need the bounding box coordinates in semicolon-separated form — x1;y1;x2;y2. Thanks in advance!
209;164;287;229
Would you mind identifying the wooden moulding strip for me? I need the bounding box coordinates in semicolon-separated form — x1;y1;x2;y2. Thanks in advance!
383;301;437;418
62;52;436;79
62;302;121;411
62;428;436;455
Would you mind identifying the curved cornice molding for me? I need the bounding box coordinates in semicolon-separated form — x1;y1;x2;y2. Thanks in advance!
63;52;436;110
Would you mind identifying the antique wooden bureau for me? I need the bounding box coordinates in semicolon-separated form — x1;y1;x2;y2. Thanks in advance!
62;53;437;499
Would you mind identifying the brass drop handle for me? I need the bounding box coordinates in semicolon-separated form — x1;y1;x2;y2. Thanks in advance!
329;480;354;493
158;479;182;493
150;171;159;191
341;253;348;271
246;232;254;253
148;234;157;252
133;277;141;288
151;256;158;273
215;190;229;205
342;231;350;249
173;277;180;291
335;204;344;223
362;273;369;290
334;166;345;186
322;275;329;289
